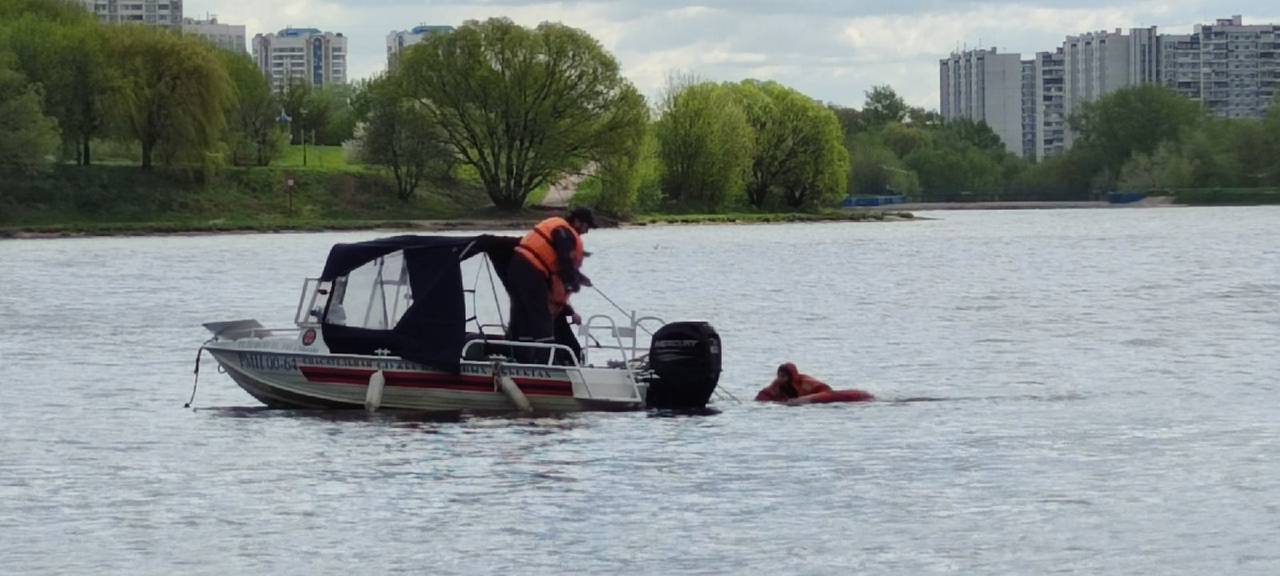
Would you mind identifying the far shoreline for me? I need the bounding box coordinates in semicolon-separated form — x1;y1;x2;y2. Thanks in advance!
0;210;918;240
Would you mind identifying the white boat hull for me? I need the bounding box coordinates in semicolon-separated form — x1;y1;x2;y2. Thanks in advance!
205;341;646;413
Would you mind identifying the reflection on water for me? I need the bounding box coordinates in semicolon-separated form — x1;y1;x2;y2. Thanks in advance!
2;207;1279;575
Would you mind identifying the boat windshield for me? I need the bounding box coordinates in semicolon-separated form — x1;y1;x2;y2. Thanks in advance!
326;251;411;330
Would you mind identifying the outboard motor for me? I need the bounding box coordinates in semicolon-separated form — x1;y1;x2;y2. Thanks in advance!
645;322;722;409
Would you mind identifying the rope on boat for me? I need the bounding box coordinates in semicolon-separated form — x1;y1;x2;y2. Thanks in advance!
184;337;215;409
591;285;654;337
713;386;743;404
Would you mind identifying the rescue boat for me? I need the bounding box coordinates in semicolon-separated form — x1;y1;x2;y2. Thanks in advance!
197;235;722;413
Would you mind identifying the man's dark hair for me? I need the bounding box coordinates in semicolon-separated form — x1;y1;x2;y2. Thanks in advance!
567;207;597;229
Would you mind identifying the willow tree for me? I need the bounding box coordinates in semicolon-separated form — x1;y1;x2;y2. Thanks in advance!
655;79;753;210
108;26;230;169
731;80;848;208
399;18;647;209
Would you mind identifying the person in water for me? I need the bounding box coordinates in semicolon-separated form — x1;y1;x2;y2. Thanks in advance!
756;363;874;404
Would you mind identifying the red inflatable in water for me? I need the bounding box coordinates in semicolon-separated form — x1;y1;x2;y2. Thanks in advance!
756;363;874;404
803;389;875;404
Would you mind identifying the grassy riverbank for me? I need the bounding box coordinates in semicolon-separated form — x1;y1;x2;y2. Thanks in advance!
0;149;914;237
1173;188;1280;206
0;159;510;237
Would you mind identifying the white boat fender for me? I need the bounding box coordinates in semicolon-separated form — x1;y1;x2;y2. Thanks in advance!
492;360;533;413
365;370;386;412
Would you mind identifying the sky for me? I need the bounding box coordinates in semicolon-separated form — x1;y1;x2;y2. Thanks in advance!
190;1;1279;109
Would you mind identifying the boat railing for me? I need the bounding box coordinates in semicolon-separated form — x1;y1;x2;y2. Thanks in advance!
579;313;665;366
461;338;582;367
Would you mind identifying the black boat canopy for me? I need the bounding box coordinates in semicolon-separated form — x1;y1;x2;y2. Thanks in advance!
319;235;519;371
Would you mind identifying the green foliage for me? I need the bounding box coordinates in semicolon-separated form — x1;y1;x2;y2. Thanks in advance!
1118;141;1193;192
862;85;909;128
1;15;111;164
880;122;931;159
847;134;918;197
1173;188;1280;206
655;79;754;210
400;18;648;210
356;74;451;201
938;118;1005;155
312;84;359;146
578;122;660;216
1070;84;1203;176
218;51;285;166
730;80;848;208
0;52;58;172
107;26;231;169
0;0;90;23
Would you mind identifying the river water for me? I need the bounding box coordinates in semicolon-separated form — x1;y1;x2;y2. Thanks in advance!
1;208;1278;575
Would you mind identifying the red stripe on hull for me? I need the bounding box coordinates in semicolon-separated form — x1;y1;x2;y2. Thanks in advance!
298;366;574;397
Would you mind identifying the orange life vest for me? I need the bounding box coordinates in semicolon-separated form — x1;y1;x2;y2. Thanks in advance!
516;217;584;279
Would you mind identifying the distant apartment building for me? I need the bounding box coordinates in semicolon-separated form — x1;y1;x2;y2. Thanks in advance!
252;28;347;93
1020;59;1037;160
81;0;182;28
1160;16;1280;118
1060;27;1160;146
1031;49;1067;161
938;48;1024;157
183;17;245;53
386;25;454;69
940;15;1279;161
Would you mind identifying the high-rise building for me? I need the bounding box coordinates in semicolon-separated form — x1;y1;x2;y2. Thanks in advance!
939;48;1024;157
81;0;182;28
386;25;454;69
939;16;1278;161
1021;59;1037;161
1160;16;1280;118
1031;49;1067;161
252;28;348;93
183;17;245;53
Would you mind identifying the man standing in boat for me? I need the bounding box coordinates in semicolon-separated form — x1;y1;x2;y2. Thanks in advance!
507;207;596;361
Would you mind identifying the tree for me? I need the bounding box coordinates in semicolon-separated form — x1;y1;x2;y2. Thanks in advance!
939;118;1005;156
862;85;908;127
907;107;943;128
108;26;230;169
357;74;450;201
731;80;848;208
1070;85;1202;176
280;78;310;145
0;51;58;172
218;50;284;166
400;18;648;209
1118;141;1193;192
2;15;110;164
310;84;358;145
828;104;866;139
847;134;918;197
655;79;754;210
880;122;931;159
0;0;89;23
